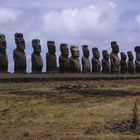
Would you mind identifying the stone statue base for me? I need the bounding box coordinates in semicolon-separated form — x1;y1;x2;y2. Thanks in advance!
0;73;140;82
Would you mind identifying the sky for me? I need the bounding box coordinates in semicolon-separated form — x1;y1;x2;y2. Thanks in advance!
0;0;140;72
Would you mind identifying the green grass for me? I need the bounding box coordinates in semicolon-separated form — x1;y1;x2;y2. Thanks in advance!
0;80;140;140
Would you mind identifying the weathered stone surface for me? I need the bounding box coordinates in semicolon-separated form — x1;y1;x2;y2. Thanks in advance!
102;50;110;73
31;39;43;73
0;34;8;72
127;51;135;73
70;46;80;73
120;52;127;73
92;47;101;73
46;41;57;72
110;41;120;73
59;43;70;73
135;46;140;73
13;33;26;73
82;45;90;73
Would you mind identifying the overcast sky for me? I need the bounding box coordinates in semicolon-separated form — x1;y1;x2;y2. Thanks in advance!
0;0;140;72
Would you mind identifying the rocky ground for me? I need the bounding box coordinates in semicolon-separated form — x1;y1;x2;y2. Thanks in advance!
0;80;140;140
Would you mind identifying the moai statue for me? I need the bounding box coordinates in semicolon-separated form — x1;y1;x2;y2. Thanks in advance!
0;34;8;72
120;52;127;73
110;41;120;73
135;46;140;73
46;41;57;72
13;33;27;73
92;47;101;73
127;51;135;73
31;39;43;73
102;50;110;73
59;43;70;73
82;45;90;73
70;45;80;73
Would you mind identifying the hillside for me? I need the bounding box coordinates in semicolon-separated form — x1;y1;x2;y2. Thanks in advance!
0;80;140;140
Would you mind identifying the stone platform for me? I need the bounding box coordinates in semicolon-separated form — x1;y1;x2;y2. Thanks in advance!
0;73;140;82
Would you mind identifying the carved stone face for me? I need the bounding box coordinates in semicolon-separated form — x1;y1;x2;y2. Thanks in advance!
92;48;100;59
102;50;109;60
32;39;41;54
111;41;119;54
15;33;25;52
70;46;79;58
127;51;133;61
60;43;69;57
0;34;6;54
121;52;127;61
82;45;89;58
135;46;140;61
47;41;56;55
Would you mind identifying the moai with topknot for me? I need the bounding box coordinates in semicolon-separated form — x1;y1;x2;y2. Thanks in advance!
70;46;80;73
0;34;8;72
92;47;101;73
82;45;90;73
46;41;57;72
135;46;140;73
59;43;70;73
127;51;135;73
120;52;127;73
31;39;43;73
13;33;27;73
110;41;120;73
102;50;110;73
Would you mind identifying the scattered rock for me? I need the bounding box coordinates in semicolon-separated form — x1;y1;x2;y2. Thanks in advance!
105;120;140;134
22;131;30;137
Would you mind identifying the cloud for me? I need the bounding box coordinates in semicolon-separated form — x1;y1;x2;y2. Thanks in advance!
135;13;140;24
42;2;119;41
0;7;21;24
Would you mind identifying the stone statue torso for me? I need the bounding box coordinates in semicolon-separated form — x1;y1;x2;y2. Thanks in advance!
110;53;120;73
82;56;90;72
120;60;127;73
32;53;43;73
59;55;70;72
92;58;101;73
135;60;140;73
46;53;57;71
102;59;110;73
0;52;8;72
70;57;80;72
127;60;135;73
13;49;26;73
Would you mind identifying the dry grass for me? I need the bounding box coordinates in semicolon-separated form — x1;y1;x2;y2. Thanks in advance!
0;80;140;140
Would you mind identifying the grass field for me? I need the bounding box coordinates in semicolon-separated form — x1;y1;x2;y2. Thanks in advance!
0;80;140;140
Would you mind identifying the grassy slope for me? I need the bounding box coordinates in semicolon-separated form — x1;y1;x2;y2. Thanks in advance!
0;80;140;140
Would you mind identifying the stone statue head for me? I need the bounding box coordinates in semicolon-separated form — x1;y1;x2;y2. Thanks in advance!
15;33;25;52
111;41;119;54
127;51;133;61
47;41;56;55
135;46;140;61
0;34;6;54
82;45;89;58
32;39;41;54
60;43;69;57
92;47;100;59
70;46;79;58
102;50;109;60
121;52;127;61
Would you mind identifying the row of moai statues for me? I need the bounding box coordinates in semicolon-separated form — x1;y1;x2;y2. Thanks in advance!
0;33;140;74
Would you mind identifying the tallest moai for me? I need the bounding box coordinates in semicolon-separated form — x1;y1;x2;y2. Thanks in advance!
13;33;27;73
110;41;120;73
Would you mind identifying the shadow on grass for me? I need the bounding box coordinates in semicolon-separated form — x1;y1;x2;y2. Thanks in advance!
4;86;140;105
